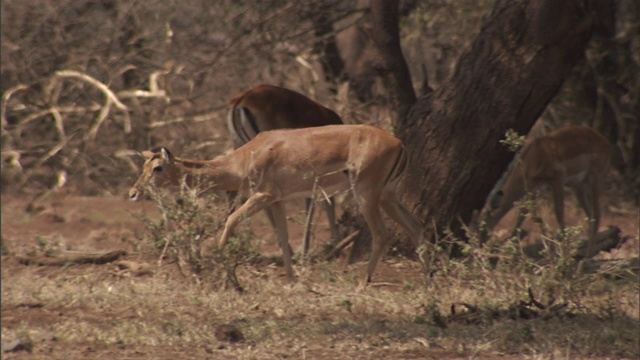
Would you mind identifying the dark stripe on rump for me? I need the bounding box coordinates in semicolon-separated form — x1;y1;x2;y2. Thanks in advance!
241;107;260;142
232;107;256;144
231;108;251;145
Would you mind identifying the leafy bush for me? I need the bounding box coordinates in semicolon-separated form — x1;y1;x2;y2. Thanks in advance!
138;184;259;292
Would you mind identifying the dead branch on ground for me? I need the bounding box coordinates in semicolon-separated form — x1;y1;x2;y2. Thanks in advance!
17;249;127;266
521;225;627;260
324;230;360;261
448;287;572;325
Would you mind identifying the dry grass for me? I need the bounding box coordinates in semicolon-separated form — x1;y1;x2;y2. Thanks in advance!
2;258;638;359
2;194;639;360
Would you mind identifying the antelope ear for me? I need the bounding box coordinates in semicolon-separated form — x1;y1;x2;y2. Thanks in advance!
161;147;174;163
140;150;154;159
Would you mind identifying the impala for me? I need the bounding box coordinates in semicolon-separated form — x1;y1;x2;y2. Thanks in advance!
483;125;612;256
227;84;343;257
129;124;424;287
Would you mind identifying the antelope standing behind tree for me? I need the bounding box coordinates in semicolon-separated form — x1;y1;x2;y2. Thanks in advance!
482;125;612;257
227;84;343;257
129;124;425;288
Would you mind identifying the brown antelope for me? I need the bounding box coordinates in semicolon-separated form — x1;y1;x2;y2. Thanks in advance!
483;125;612;257
227;84;343;257
129;124;424;287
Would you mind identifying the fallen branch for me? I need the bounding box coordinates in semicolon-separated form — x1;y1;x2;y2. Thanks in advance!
17;249;127;266
577;257;640;278
116;260;154;276
448;288;573;325
521;226;626;260
324;230;360;261
574;226;626;259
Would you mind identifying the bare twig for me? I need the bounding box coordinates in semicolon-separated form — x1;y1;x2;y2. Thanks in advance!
54;70;132;138
158;234;173;268
1;84;29;128
54;70;128;110
49;106;66;140
367;282;403;288
117;70;170;101
147;111;220;129
17;105;101;129
117;89;168;99
34;131;78;168
114;149;141;173
194;140;223;151
85;97;113;141
1;150;24;171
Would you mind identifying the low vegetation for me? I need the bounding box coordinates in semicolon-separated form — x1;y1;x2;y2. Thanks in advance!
3;188;637;359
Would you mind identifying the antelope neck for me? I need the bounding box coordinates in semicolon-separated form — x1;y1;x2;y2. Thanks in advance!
174;156;242;191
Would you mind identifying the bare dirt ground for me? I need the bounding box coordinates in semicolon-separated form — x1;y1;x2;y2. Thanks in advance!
1;188;639;359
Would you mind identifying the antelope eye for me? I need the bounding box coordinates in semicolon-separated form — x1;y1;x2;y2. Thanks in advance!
152;166;163;173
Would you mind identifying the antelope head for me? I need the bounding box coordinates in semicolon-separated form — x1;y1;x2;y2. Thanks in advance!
129;147;180;201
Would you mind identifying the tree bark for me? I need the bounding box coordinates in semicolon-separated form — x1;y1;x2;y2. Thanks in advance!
335;0;418;106
396;0;597;243
310;1;346;88
368;0;416;125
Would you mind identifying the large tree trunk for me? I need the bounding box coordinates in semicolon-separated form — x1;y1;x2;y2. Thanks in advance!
395;0;598;243
368;0;416;124
335;0;418;106
310;0;346;88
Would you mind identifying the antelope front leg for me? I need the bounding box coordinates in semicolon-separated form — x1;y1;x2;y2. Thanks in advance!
219;192;274;248
268;201;296;282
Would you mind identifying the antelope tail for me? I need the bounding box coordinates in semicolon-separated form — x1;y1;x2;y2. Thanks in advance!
383;145;408;187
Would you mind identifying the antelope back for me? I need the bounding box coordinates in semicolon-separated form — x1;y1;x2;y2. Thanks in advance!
227;84;342;148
